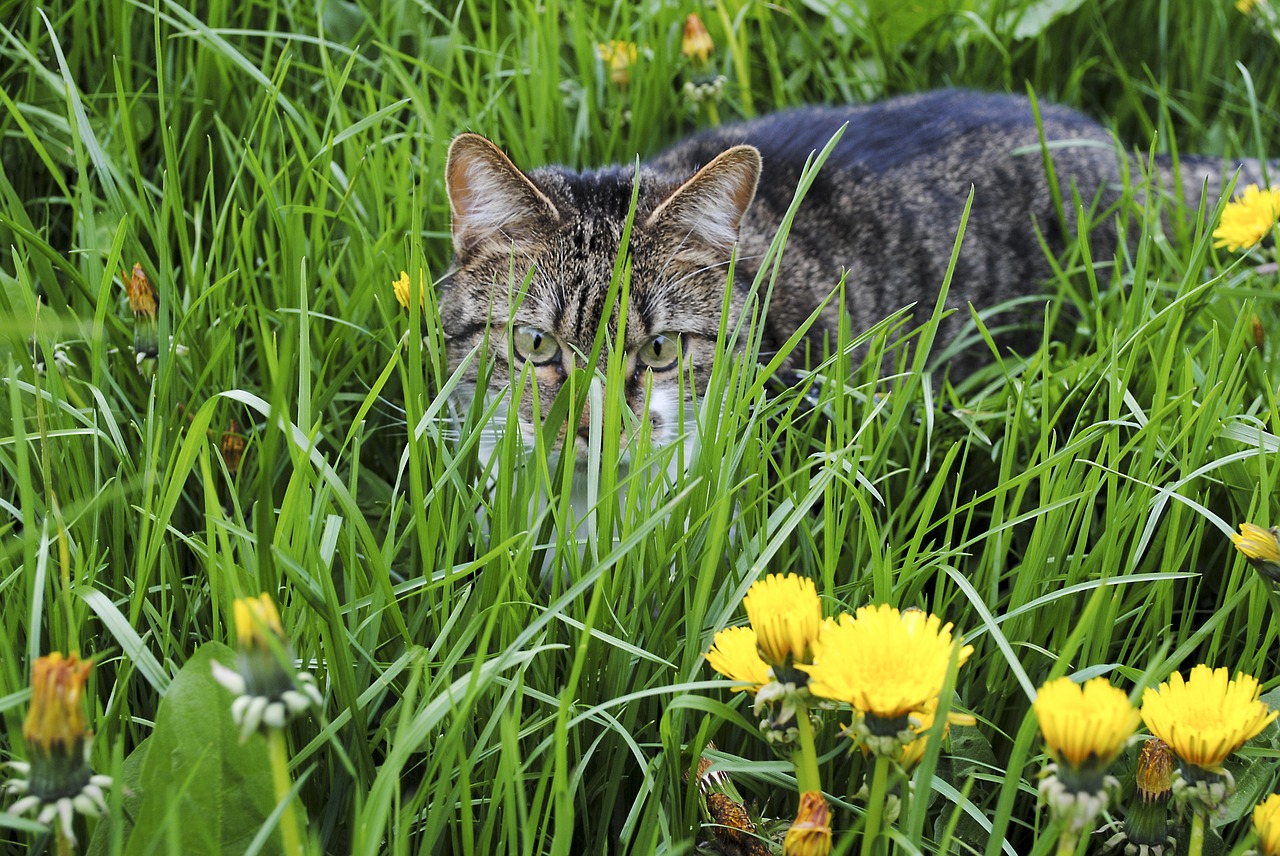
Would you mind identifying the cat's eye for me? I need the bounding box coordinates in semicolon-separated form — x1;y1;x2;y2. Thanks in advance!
636;333;683;371
511;326;561;365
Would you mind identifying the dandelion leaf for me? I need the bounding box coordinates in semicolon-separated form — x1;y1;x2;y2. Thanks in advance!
1005;0;1089;41
121;642;278;855
84;738;148;856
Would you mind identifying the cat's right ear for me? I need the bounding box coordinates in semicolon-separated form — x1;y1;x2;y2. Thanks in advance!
446;134;559;254
645;145;761;249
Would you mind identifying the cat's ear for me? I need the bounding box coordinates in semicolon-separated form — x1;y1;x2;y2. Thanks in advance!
446;134;560;254
646;146;761;248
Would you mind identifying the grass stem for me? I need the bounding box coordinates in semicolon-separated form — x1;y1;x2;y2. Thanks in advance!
1189;811;1206;856
268;729;304;856
861;753;891;856
793;705;822;795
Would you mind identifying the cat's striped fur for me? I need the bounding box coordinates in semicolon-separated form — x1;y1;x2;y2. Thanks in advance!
440;90;1259;460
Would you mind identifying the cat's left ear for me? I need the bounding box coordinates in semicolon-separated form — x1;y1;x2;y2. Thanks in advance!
646;146;761;248
446;134;560;254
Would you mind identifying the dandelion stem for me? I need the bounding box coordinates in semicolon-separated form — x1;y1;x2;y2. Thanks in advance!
793;704;822;794
1189;811;1206;856
1054;828;1078;856
268;728;304;856
56;827;72;856
861;753;891;856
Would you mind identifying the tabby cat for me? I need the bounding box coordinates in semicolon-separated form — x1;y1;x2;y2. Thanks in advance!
439;89;1251;461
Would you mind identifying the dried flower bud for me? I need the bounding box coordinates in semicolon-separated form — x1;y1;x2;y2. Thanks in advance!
783;790;832;856
1135;738;1174;802
682;13;715;67
4;653;112;845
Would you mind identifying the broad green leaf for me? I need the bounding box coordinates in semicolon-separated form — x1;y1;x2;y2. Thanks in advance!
123;643;279;856
1006;0;1089;40
85;739;149;856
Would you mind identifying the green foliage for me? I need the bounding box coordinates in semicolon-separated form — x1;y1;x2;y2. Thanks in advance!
86;643;278;856
1;0;1280;853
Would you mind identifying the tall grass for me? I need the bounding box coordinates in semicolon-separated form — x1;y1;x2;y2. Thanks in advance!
2;0;1280;853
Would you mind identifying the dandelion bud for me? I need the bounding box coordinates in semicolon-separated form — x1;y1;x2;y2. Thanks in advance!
1117;739;1175;850
597;40;638;87
4;653;112;846
783;791;832;856
1255;793;1280;855
211;594;323;741
681;13;715;67
124;263;158;363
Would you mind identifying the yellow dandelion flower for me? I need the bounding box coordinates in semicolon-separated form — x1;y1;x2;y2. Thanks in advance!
392;269;429;311
681;13;715;66
1238;0;1257;14
742;573;822;667
1234;522;1280;562
1255;794;1280;856
706;626;771;691
1213;183;1280;251
1141;664;1277;771
1233;522;1280;582
393;271;411;308
801;604;973;721
782;790;832;856
1033;677;1141;771
597;40;638;86
234;592;285;652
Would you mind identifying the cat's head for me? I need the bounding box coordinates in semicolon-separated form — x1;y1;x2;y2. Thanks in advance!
439;133;760;459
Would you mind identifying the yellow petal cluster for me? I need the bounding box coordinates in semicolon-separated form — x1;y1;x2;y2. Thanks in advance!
1212;183;1280;251
1232;522;1280;582
234;593;286;652
1233;522;1280;563
1141;664;1277;770
782;790;832;856
597;40;638;86
741;573;822;667
24;653;93;754
393;270;428;311
801;604;973;719
706;626;771;691
1255;793;1280;856
1033;676;1140;769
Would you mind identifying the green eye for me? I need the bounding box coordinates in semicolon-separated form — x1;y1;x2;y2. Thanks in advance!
636;333;683;371
512;327;560;365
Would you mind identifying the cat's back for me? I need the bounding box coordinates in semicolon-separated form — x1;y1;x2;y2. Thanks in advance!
645;89;1125;368
648;90;1113;187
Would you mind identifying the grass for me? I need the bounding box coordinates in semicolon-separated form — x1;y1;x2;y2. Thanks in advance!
3;0;1280;853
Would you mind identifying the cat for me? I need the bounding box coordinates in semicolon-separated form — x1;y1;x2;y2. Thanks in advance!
438;89;1258;465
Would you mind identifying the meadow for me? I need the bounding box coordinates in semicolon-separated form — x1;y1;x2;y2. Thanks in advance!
3;0;1280;853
